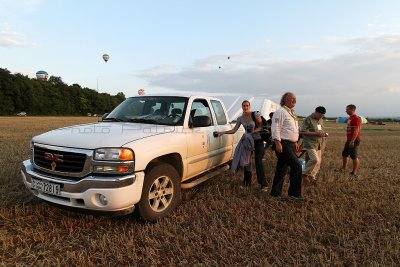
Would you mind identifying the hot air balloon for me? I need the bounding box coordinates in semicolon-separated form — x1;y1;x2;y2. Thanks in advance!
138;89;145;95
36;70;48;81
102;54;110;62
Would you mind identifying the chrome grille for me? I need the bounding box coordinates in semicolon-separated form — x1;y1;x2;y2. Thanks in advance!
34;146;86;173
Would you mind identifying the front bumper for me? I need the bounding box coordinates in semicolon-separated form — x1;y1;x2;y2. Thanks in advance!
21;160;144;214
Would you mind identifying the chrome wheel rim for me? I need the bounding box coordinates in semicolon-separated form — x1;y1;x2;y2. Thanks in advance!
148;175;174;212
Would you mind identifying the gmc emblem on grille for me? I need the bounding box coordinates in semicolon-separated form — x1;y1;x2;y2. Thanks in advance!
44;152;64;163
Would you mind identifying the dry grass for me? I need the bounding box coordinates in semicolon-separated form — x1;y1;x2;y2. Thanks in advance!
0;117;399;266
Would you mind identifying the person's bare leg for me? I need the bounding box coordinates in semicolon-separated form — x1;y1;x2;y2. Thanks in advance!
342;157;348;170
352;158;359;174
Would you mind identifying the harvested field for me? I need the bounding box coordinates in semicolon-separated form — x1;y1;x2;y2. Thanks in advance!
0;117;399;266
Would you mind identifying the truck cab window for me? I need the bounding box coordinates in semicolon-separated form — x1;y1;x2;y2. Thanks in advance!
190;99;214;127
211;100;227;125
106;96;188;126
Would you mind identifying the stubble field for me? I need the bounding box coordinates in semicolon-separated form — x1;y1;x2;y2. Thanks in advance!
0;116;399;266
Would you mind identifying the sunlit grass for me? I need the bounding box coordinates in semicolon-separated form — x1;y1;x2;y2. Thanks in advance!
1;117;399;266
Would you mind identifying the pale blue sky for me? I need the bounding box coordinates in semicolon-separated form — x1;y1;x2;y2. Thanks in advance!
1;0;400;117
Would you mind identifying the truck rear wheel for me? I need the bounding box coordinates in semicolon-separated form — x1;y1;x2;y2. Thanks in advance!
137;163;181;222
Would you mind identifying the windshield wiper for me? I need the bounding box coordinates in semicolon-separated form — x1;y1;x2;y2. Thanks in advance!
102;117;124;122
127;118;158;124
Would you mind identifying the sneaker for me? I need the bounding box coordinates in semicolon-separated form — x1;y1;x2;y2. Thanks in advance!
349;172;359;178
260;185;269;192
288;195;308;203
271;195;288;201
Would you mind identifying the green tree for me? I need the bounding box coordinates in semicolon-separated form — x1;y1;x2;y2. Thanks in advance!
0;68;125;115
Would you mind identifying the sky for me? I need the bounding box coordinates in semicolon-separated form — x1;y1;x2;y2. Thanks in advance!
1;0;400;117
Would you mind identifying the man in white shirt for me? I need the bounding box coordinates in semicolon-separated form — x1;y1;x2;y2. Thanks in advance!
270;92;305;202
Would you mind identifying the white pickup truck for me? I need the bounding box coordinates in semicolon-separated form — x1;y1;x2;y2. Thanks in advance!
21;95;242;222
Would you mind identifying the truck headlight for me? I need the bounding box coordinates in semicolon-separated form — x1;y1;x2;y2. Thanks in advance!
93;165;130;173
93;148;134;161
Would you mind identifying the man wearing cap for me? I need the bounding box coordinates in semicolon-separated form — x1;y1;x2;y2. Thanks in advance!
300;106;328;184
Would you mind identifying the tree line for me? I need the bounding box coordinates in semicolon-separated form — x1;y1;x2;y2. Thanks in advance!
0;68;126;116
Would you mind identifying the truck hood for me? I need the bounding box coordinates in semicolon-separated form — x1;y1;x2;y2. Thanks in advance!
32;122;174;149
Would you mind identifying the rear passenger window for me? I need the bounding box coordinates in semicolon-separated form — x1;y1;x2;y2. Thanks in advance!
211;100;227;125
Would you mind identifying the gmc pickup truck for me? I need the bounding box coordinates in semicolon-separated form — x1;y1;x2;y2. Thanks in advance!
21;95;242;222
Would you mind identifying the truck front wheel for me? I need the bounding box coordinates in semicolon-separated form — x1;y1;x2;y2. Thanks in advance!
137;163;181;222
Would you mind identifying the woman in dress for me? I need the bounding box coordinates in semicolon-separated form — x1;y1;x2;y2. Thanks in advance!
215;100;268;191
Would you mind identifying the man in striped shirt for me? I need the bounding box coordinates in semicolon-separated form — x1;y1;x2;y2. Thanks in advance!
270;92;305;202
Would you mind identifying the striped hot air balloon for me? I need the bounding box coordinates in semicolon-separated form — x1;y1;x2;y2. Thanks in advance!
102;54;110;62
36;70;48;81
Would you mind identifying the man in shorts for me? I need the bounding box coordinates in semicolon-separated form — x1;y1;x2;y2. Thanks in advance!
341;104;361;177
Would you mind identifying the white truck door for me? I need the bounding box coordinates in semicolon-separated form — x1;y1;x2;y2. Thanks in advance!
209;99;234;165
185;99;217;179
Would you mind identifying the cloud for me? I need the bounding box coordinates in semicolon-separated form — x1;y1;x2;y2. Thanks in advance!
296;44;318;50
387;87;400;93
264;38;272;44
0;30;36;47
138;33;400;117
139;64;174;75
0;0;44;48
325;33;400;51
367;16;400;31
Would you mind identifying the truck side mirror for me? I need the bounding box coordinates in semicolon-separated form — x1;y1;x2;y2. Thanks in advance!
192;116;211;128
101;113;109;121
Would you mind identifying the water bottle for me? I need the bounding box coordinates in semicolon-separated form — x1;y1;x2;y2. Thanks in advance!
299;159;306;171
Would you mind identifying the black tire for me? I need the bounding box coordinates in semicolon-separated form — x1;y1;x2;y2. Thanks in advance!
137;163;181;222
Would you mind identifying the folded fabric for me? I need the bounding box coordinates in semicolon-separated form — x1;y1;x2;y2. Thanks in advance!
231;132;255;173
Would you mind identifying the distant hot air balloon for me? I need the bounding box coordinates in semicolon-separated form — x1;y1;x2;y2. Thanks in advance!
36;70;48;81
138;89;145;95
102;54;110;62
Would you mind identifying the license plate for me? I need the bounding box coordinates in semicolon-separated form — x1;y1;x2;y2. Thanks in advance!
31;179;61;196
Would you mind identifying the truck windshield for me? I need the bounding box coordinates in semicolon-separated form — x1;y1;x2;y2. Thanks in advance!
104;96;188;126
